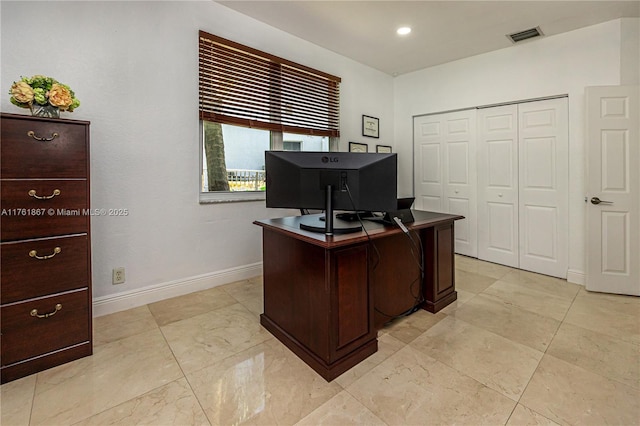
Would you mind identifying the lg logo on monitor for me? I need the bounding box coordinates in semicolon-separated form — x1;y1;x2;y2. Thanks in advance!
322;156;339;163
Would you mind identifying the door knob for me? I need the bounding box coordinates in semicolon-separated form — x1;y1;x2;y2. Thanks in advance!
590;197;613;205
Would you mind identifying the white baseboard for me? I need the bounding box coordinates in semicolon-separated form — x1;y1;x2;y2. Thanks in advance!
92;262;263;317
566;269;585;285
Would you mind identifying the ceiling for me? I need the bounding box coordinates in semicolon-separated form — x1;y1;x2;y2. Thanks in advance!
218;1;640;76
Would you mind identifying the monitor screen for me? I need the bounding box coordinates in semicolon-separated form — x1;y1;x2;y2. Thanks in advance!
265;151;397;235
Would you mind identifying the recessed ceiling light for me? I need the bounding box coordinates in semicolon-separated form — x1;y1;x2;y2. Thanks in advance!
397;27;411;36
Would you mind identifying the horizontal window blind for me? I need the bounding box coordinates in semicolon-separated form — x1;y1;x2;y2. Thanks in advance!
199;30;340;137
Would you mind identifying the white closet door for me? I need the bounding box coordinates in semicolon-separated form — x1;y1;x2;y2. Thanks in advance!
518;98;569;278
414;110;477;256
414;115;444;212
443;110;477;257
477;105;519;267
477;98;569;278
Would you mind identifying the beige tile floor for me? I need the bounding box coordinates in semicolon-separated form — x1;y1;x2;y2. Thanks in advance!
2;256;639;425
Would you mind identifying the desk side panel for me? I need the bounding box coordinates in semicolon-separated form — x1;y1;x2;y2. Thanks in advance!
371;233;423;329
422;222;457;312
261;228;329;360
332;244;371;351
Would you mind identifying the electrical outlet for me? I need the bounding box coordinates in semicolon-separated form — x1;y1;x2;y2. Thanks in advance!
112;267;125;285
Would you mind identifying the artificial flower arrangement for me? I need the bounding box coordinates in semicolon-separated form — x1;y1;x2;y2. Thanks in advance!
9;74;80;112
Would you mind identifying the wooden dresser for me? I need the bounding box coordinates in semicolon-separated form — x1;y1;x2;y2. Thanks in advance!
1;113;92;383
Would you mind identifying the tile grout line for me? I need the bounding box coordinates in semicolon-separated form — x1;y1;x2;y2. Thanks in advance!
548;288;640;390
507;283;583;425
455;266;577;425
154;303;215;426
69;305;213;425
153;282;265;426
27;373;38;426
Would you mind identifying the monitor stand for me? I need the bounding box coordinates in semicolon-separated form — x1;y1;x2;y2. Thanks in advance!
299;184;362;236
299;217;363;235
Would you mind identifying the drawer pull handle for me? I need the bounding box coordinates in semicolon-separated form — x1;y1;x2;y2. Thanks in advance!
27;130;59;142
28;189;61;199
31;304;62;319
29;247;61;260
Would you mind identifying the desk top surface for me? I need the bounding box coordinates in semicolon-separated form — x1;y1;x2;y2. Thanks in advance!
254;210;463;248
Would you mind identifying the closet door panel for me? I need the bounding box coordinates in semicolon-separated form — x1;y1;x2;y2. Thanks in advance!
518;98;568;278
448;198;470;246
443;110;477;257
487;202;517;253
522;205;557;260
477;105;519;267
414;116;443;212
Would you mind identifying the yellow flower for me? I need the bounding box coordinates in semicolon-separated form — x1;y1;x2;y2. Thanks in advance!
48;83;73;110
10;81;35;104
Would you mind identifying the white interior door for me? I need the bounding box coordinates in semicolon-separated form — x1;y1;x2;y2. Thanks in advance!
443;110;477;257
477;105;519;267
477;98;568;277
414;110;476;256
518;98;569;278
586;85;640;296
414;115;444;212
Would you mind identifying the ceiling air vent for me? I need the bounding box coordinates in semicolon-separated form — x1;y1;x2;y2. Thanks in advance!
507;26;544;43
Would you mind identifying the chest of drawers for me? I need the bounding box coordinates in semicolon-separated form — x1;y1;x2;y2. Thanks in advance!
1;113;92;383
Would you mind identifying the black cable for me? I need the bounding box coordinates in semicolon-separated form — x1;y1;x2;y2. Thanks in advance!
406;228;426;313
344;183;381;270
375;227;425;325
342;183;428;324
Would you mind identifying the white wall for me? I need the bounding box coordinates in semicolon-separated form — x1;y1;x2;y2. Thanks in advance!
621;18;640;85
1;1;394;315
393;19;633;283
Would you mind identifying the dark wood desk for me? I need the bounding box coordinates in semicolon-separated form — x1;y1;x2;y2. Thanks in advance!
253;210;463;381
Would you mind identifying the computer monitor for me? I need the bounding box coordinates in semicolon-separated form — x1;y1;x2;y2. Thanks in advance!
265;151;397;235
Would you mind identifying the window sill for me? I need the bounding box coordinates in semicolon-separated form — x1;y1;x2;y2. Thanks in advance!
199;191;265;204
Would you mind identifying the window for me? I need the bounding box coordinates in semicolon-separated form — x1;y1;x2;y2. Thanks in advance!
283;141;301;151
199;31;341;202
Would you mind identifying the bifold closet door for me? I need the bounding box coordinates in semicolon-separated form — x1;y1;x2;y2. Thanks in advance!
477;98;568;278
477;105;520;267
517;98;568;277
414;114;444;213
414;110;477;257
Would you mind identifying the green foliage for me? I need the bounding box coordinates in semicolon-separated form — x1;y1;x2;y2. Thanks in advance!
10;97;29;108
33;88;46;105
23;75;55;91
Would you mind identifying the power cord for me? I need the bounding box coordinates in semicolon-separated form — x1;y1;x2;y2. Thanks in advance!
375;217;426;325
342;183;426;325
344;183;381;270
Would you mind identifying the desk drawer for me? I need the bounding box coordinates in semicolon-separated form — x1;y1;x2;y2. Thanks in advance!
1;288;90;366
1;234;89;304
1;116;88;178
1;179;88;241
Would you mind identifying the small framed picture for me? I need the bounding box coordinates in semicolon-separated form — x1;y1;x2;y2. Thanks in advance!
362;115;379;138
349;142;368;153
376;145;392;153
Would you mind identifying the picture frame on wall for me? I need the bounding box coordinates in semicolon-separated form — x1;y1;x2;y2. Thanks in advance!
349;142;368;153
362;115;379;138
376;145;392;153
